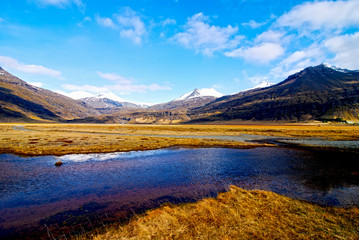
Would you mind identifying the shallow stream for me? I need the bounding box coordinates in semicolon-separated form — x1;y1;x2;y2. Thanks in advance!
0;147;358;239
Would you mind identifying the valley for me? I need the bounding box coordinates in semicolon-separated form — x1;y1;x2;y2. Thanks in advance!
2;1;359;239
1;64;359;240
1;64;359;124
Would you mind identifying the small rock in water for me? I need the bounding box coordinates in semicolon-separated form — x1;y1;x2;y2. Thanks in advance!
54;161;63;166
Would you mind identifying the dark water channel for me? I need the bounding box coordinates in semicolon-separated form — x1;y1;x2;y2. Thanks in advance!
0;147;359;239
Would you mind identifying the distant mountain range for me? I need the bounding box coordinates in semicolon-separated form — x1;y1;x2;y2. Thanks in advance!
79;92;149;114
0;64;358;123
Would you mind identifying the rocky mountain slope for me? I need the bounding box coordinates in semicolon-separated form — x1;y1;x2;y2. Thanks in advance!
190;64;359;122
0;67;99;122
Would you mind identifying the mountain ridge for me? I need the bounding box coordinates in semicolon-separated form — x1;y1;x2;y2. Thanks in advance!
0;67;99;122
1;64;358;123
189;64;359;122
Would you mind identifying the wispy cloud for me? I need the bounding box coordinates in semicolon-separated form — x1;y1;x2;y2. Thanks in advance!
62;84;107;93
242;20;267;29
254;30;285;43
77;16;91;27
116;7;147;45
172;13;243;56
162;18;176;26
95;15;116;29
0;56;62;78
31;0;84;8
61;71;172;95
96;72;132;85
0;17;4;23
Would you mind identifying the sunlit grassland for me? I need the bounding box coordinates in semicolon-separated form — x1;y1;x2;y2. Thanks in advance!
82;186;359;240
0;123;265;156
1;123;358;156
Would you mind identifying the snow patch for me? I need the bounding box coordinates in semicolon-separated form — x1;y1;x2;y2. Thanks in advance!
322;63;349;73
175;88;223;101
252;81;274;89
92;92;127;102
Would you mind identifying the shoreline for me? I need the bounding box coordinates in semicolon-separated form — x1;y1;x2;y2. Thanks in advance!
81;185;359;240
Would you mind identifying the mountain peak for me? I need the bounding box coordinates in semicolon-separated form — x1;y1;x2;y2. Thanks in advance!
175;88;223;101
90;92;127;102
252;81;274;90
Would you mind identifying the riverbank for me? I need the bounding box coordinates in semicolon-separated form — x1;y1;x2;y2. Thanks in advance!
80;185;359;240
1;123;358;156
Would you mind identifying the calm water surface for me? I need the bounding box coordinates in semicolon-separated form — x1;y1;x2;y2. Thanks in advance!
0;147;358;239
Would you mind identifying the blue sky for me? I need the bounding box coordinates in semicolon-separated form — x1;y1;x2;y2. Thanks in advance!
1;0;358;104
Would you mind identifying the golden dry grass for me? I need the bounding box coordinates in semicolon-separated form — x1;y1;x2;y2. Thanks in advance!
20;122;359;140
84;186;359;240
1;123;358;155
0;124;266;156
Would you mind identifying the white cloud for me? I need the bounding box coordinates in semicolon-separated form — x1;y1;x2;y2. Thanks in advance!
0;56;62;78
62;83;171;94
277;0;359;30
281;50;307;66
111;83;171;93
29;82;43;87
248;75;269;85
62;84;107;93
255;30;285;43
32;0;83;8
162;18;176;26
270;45;324;79
242;20;267;29
55;90;94;99
95;15;116;29
62;71;172;95
324;32;359;69
116;7;146;45
97;71;132;85
225;42;284;63
172;13;243;56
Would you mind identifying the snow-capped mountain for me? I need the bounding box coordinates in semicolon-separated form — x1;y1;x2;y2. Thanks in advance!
87;92;127;102
151;88;224;110
80;92;148;113
175;88;223;101
248;81;275;91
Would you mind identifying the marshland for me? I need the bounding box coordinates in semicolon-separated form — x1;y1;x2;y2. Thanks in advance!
0;123;358;239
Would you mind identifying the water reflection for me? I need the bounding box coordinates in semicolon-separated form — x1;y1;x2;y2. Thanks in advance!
0;147;358;239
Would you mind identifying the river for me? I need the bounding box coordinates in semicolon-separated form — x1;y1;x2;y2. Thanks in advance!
0;147;358;239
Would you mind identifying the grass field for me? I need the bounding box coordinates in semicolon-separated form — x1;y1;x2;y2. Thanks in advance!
1;123;358;156
81;186;359;240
